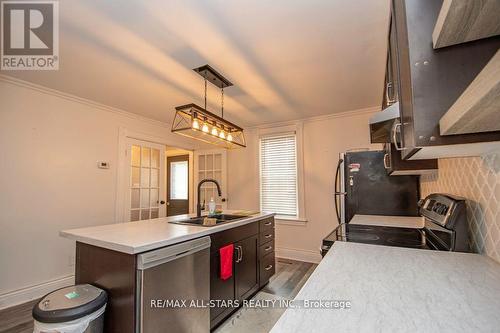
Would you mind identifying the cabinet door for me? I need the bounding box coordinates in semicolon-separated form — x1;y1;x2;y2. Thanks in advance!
235;235;259;300
210;249;235;325
388;14;399;105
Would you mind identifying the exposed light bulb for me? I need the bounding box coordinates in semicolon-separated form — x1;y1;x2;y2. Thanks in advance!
192;118;200;129
211;127;218;136
227;133;233;142
219;130;226;139
202;123;209;133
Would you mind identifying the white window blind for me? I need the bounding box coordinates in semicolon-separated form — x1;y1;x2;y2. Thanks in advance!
260;133;298;217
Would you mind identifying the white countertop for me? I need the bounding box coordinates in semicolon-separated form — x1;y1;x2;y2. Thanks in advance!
60;211;274;254
271;242;500;332
350;214;424;228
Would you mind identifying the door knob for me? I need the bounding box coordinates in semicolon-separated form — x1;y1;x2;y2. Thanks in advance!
159;200;166;205
221;198;226;202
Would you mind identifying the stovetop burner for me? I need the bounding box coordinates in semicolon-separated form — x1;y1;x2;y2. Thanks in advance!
387;237;425;247
325;223;430;250
379;226;418;235
346;233;380;241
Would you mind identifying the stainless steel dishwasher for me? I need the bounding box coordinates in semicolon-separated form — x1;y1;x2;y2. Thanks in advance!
136;236;211;333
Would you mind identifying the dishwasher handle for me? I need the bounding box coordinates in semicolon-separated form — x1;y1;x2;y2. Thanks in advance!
137;236;211;270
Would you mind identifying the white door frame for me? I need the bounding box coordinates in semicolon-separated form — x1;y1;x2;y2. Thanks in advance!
194;148;228;212
115;127;195;223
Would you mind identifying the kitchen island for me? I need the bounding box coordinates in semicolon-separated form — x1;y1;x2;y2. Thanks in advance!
271;242;500;332
61;211;273;254
61;211;276;332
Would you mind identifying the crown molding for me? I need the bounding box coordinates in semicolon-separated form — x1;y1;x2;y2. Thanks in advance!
0;74;380;131
250;105;380;130
0;74;172;129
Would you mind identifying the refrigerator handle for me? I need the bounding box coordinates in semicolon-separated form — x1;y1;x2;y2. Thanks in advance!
334;158;343;224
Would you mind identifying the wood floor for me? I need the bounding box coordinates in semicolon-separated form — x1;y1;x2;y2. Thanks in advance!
214;258;317;333
262;258;317;299
0;258;317;333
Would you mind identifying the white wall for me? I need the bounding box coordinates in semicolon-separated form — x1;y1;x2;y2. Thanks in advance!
227;110;381;263
0;77;200;308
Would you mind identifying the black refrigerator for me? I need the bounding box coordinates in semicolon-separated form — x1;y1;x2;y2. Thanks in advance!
334;150;420;224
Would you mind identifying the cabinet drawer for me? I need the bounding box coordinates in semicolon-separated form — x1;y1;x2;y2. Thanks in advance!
259;229;274;245
259;217;274;232
259;240;274;258
211;222;258;252
259;253;275;286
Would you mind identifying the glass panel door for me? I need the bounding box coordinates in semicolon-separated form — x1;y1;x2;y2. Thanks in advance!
194;149;227;211
125;139;166;221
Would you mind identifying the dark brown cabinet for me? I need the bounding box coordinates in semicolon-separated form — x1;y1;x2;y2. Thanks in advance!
209;249;236;324
382;13;400;110
389;0;500;160
235;235;259;300
384;143;437;176
209;216;275;329
258;217;275;288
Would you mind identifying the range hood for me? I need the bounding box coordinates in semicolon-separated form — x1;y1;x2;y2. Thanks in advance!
369;102;400;143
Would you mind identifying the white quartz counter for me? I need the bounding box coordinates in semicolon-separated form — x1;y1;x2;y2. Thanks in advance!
350;214;424;228
60;211;274;254
271;242;500;332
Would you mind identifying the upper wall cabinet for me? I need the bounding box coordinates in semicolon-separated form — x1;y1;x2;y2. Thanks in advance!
432;0;500;49
389;0;500;160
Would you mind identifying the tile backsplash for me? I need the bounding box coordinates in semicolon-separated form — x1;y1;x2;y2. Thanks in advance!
420;153;500;263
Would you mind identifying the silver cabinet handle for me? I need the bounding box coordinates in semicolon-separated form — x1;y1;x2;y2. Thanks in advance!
264;221;272;226
386;82;397;105
235;246;241;263
264;264;273;271
383;153;390;169
392;122;403;151
264;234;272;239
264;246;272;251
239;246;243;262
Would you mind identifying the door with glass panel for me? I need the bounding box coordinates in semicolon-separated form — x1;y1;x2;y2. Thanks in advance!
126;139;166;221
167;155;189;216
194;149;227;212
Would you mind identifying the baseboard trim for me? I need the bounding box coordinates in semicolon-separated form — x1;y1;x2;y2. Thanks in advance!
276;247;322;264
0;275;75;310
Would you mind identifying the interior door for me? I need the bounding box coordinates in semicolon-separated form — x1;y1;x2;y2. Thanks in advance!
194;149;227;212
166;155;189;216
125;139;166;221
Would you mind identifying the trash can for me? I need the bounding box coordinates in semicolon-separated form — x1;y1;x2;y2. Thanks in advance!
32;284;107;333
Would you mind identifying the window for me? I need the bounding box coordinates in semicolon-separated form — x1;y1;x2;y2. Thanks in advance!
260;133;298;217
170;161;188;200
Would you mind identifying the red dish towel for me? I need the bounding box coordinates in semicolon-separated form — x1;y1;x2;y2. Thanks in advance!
219;244;234;280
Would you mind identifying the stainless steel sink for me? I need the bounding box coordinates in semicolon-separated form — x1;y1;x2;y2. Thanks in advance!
169;214;247;227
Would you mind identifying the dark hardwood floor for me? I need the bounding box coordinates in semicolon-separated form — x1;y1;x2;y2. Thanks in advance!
0;258;317;333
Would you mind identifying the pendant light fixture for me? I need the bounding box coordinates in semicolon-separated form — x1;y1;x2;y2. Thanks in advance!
171;64;246;148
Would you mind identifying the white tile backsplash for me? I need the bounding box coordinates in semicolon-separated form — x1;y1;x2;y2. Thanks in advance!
420;153;500;263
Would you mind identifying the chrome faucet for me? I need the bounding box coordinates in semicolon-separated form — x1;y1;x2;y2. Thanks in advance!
197;179;222;217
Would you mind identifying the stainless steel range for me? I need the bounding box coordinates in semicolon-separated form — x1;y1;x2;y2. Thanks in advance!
322;193;469;256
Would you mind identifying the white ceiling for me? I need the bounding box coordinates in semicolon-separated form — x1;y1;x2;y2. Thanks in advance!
3;0;390;127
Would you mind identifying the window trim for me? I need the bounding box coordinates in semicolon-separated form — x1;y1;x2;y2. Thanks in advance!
258;122;306;221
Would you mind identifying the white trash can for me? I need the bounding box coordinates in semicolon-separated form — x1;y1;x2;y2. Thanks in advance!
32;284;107;333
